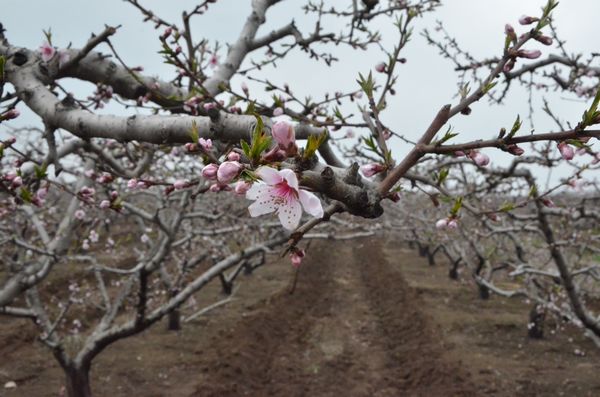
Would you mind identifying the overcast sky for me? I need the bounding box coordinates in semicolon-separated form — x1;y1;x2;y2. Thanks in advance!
2;0;598;184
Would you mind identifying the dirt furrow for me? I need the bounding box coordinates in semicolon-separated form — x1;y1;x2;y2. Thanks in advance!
195;238;476;396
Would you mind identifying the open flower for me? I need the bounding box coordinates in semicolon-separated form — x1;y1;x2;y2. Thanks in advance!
246;167;323;230
39;42;55;62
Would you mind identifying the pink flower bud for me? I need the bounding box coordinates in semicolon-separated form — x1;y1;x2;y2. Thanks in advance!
534;35;553;46
271;121;296;150
541;198;556;208
99;200;111;209
503;58;516;73
241;82;249;95
36;186;49;201
435;219;449;229
185;143;198;152
74;209;86;220
110;190;119;200
10;176;22;189
507;144;524;156
227;151;241;161
360;163;385;177
557;142;574;160
127;179;138;189
517;49;542;59
447;219;458;229
375;62;386;73
2;109;20;120
79;186;96;197
519;15;539;25
234;180;251;195
201;163;219;180
97;172;113;184
173;179;187;190
273;107;284;116
209;183;222;192
505;24;517;41
217;161;242;184
290;249;305;267
454;150;466;157
161;27;172;40
469;151;490;167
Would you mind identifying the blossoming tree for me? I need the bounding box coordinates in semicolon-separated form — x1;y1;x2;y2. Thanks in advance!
1;0;600;395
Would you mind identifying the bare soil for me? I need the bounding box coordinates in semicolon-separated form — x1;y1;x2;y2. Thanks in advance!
1;237;598;396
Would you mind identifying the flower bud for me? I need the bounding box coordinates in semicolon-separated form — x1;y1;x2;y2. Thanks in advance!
227;151;241;161
517;49;542;59
201;163;219;180
198;138;212;151
507;144;524;156
469;151;490;167
273;107;284;116
217;161;242;184
435;219;449;229
271;121;296;150
173;179;187;190
505;24;517;42
519;15;539;25
557;141;574;160
100;200;111;209
234;180;252;195
375;62;386;73
360;163;385;177
534;35;553;46
290;249;305;267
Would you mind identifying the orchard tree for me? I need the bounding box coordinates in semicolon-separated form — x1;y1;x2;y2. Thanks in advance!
1;0;600;395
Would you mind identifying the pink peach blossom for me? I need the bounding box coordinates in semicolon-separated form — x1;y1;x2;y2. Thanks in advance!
39;42;55;62
247;167;323;230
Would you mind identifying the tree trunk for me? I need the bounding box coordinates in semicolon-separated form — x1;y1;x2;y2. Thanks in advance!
64;364;92;397
528;304;545;339
478;283;490;300
167;308;181;331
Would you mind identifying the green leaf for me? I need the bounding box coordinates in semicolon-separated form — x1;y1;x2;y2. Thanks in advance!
240;140;251;158
189;121;199;143
357;72;375;98
528;184;538;198
437;168;449;185
34;164;47;180
450;196;463;217
499;202;515;212
482;81;497;95
304;131;328;160
507;115;522;139
20;187;32;203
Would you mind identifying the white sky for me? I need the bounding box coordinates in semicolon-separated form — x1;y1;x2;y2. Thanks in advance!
1;0;598;184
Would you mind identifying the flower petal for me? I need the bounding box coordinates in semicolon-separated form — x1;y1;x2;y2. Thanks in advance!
246;182;267;200
256;166;283;185
277;198;302;230
248;189;278;217
299;189;323;218
279;169;299;191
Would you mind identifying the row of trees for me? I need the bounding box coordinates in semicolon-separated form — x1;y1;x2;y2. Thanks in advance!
1;0;599;395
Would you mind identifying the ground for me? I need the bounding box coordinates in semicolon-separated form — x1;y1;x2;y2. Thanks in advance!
1;237;599;396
